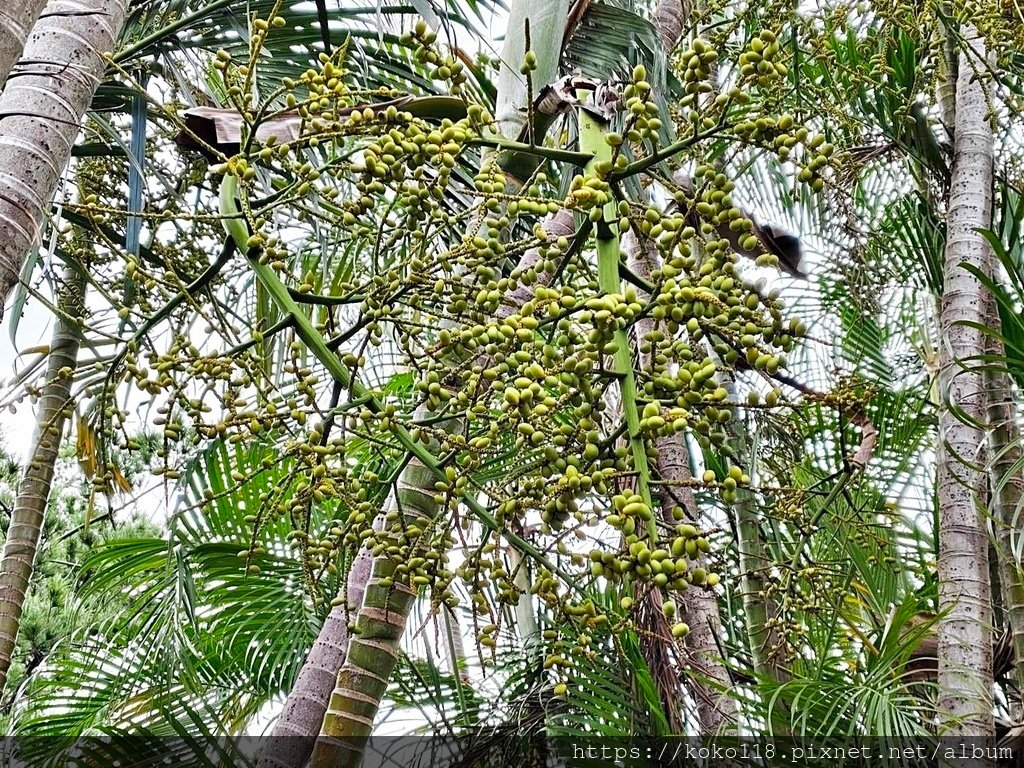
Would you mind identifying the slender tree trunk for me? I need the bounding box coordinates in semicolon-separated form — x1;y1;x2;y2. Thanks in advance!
680;196;787;691
935;6;958;142
509;545;539;653
626;3;741;730
624;231;736;734
0;0;49;91
494;208;573;657
0;260;85;694
654;0;686;52
0;0;127;319
0;0;125;687
936;25;995;745
659;0;786;692
727;399;787;686
440;604;469;684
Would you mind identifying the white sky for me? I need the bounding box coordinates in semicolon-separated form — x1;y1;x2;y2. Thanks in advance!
0;280;57;456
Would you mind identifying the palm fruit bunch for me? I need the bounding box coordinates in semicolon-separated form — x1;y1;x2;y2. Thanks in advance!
403;19;470;94
317;52;810;619
589;495;714;590
678;38;719;107
148;16;822;643
737;29;789;86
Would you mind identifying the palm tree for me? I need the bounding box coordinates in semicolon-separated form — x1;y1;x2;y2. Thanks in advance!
0;259;85;694
0;0;141;693
986;188;1024;699
935;24;996;740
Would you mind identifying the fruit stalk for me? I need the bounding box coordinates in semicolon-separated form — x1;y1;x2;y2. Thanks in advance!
578;108;656;531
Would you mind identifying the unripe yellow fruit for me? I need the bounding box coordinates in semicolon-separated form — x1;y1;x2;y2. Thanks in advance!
671;622;690;638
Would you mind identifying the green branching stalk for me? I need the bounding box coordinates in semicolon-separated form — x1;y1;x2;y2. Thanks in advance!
579;105;694;727
303;6;575;758
578;110;655;525
113;0;235;63
469;136;592;167
609;126;726;181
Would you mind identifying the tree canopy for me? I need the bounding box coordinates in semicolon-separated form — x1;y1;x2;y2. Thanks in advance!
0;0;1022;765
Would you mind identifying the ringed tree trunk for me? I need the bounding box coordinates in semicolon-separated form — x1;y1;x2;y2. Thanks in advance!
982;202;1024;700
0;0;49;91
0;0;126;691
255;549;372;768
935;24;996;745
0;0;128;319
0;259;85;695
